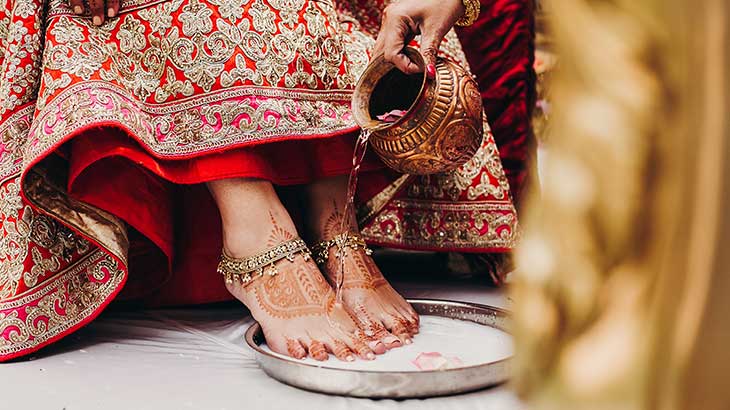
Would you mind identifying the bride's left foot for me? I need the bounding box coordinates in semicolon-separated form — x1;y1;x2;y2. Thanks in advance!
305;177;420;347
313;230;420;346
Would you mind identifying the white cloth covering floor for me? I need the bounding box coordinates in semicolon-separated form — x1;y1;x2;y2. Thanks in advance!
1;260;523;410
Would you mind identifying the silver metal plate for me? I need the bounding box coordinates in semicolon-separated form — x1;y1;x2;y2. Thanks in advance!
244;299;512;398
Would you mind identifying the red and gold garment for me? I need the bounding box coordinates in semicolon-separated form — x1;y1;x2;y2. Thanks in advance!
0;0;534;360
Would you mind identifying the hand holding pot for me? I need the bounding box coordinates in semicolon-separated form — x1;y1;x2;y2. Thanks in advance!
372;0;467;78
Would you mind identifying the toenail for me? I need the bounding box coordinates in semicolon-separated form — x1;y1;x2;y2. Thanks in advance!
346;355;355;362
366;352;375;360
385;339;402;348
404;338;412;345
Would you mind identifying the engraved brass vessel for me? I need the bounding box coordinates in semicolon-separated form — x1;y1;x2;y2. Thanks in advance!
352;47;484;175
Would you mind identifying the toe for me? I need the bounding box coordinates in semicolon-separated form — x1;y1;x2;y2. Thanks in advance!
399;304;420;331
343;333;375;361
382;333;403;348
329;339;356;362
411;313;420;332
353;339;376;360
308;339;329;361
401;311;420;335
357;321;400;352
384;315;412;345
365;321;400;351
392;323;412;345
354;304;404;351
384;308;418;343
286;337;307;359
371;324;402;350
264;335;290;357
367;338;388;354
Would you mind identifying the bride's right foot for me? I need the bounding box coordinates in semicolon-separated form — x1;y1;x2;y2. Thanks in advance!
208;178;375;361
223;247;376;361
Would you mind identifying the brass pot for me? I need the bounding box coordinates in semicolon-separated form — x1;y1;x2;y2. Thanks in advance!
351;47;484;175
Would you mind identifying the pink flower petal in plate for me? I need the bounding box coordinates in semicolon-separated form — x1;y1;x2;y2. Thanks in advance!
376;109;407;123
412;352;464;371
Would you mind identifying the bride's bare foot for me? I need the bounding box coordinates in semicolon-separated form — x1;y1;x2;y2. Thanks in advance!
227;252;375;361
305;177;420;347
208;178;375;361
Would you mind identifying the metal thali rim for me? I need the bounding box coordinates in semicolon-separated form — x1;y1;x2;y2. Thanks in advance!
244;298;512;397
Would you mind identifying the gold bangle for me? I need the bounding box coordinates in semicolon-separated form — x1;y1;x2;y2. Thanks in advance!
455;0;480;27
217;238;311;285
311;233;373;265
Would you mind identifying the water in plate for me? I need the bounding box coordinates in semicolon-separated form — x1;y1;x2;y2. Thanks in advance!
260;315;513;372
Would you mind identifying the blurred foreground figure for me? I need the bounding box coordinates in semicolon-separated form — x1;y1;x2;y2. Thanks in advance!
514;0;730;409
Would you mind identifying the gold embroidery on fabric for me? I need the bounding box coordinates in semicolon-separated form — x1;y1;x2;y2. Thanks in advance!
361;211;403;244
0;0;43;116
0;176;93;299
27;0;382;168
357;174;411;224
26;248;60;288
0;106;33;180
46;0;169;17
25;214;91;288
338;15;374;88
43;0;352;105
23;166;130;265
0;182;30;300
26;82;357;159
360;201;518;249
0;251;125;355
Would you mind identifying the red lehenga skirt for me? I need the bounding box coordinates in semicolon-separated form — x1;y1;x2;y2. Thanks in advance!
0;0;534;360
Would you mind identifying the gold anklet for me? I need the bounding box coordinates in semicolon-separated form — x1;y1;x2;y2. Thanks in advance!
311;233;373;265
217;238;311;285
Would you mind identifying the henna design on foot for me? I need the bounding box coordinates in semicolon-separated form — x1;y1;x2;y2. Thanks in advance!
312;207;420;346
286;337;307;359
332;340;355;362
267;211;296;247
390;320;412;344
309;340;328;361
352;339;375;360
223;208;374;362
251;258;330;319
353;303;402;348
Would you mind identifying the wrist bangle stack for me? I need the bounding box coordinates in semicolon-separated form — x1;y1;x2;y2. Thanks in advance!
455;0;480;26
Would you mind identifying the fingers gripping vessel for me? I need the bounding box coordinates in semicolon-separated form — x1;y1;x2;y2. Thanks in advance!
352;47;484;175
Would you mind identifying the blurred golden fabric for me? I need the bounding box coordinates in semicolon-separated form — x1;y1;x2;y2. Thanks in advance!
514;0;730;409
532;2;555;142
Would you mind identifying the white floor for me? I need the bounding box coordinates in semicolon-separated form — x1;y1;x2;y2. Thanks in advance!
1;273;523;410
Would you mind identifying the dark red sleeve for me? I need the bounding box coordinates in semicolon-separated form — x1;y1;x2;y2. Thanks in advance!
456;0;537;208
